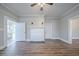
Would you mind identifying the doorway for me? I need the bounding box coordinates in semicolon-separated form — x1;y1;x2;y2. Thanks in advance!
4;16;26;48
16;22;25;41
69;15;79;44
7;19;16;46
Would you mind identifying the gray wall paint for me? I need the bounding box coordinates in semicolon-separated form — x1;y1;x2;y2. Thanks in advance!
0;14;4;48
60;6;79;43
0;4;79;46
45;17;60;39
0;5;18;49
60;17;69;41
18;16;44;40
18;16;60;40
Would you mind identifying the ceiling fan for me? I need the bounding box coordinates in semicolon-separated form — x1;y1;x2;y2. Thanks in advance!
31;3;53;11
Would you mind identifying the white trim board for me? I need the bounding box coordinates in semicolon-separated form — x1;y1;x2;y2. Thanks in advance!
27;37;60;41
62;4;79;18
26;38;72;44
45;37;60;39
26;39;45;41
59;38;72;44
45;38;72;44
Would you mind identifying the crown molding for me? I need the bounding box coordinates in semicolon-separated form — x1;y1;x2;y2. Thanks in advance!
61;4;79;18
1;3;78;19
0;4;18;17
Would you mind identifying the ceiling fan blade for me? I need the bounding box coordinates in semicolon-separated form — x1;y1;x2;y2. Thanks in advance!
31;3;37;7
46;3;53;5
40;7;43;11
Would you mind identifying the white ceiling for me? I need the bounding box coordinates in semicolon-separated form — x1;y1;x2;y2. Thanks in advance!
2;3;78;17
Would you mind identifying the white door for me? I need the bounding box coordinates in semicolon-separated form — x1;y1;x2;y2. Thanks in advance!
16;23;25;41
30;28;44;41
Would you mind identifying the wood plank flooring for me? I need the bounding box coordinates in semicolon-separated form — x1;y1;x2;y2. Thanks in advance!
0;39;79;56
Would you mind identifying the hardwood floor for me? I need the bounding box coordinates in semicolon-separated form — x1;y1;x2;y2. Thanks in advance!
0;39;79;56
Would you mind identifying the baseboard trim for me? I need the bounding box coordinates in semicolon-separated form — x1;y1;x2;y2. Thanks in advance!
59;38;72;44
26;38;60;41
26;38;72;44
45;37;61;39
26;40;45;41
26;39;45;42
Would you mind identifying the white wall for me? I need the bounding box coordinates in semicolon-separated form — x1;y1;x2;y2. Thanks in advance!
60;17;69;43
60;5;79;44
18;16;60;40
0;14;4;50
45;17;60;39
18;16;44;41
0;5;18;50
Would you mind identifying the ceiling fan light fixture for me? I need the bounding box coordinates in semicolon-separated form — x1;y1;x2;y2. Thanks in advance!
31;3;53;11
38;3;45;7
40;4;43;7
